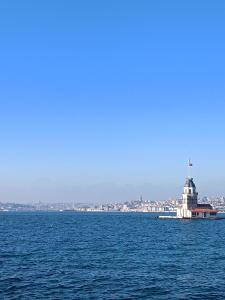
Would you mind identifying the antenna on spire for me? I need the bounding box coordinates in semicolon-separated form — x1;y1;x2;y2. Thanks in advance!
188;159;193;178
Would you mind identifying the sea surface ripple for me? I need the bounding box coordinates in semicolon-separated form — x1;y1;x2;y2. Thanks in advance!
1;212;225;299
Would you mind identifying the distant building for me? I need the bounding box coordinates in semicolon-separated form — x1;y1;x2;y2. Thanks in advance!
177;177;218;218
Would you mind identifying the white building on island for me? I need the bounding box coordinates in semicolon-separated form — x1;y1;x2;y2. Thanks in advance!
159;161;220;219
176;177;218;219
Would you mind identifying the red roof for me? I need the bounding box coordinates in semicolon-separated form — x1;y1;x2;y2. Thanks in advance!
190;208;218;213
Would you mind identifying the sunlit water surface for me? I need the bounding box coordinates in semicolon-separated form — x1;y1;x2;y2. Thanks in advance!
1;212;225;299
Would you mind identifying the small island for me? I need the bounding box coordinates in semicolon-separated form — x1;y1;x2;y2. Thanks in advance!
159;176;221;220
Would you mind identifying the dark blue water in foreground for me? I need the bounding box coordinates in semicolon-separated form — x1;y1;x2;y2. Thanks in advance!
1;212;225;299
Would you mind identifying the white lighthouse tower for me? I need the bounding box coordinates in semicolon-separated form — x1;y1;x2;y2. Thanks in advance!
177;177;198;218
176;160;218;219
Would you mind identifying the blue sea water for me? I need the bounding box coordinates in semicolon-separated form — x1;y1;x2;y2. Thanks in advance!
1;212;225;299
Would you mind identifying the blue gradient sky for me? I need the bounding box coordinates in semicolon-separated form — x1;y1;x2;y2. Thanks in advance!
0;0;225;203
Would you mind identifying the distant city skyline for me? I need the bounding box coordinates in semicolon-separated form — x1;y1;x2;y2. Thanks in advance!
0;0;225;203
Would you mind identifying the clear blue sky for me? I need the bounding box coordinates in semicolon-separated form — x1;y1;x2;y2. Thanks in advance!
0;0;224;203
